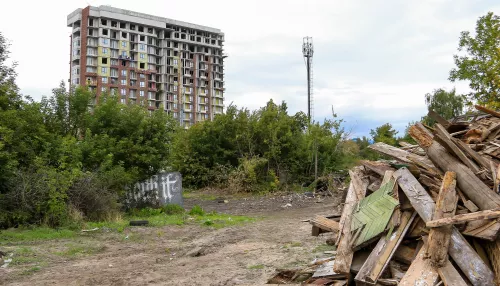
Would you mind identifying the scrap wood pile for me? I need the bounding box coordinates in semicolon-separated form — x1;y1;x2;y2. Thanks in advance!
268;105;500;286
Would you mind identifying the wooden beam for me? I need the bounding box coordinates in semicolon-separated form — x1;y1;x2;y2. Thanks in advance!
475;104;500;118
434;124;481;173
438;260;468;286
426;208;500;227
354;211;416;285
368;142;435;170
453;137;491;170
360;160;395;177
428;109;450;127
399;239;439;286
425;171;458;268
310;215;340;232
393;167;495;286
333;167;366;274
409;123;500;240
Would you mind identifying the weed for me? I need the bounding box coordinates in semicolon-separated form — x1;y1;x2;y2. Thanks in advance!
189;205;205;216
312;244;336;253
55;243;106;258
290;242;302;247
161;204;185;215
21;266;41;275
248;264;265;270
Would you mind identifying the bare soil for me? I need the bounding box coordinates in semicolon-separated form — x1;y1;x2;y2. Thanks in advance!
1;192;343;286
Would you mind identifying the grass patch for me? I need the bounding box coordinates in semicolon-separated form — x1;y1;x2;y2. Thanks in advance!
183;192;218;201
248;264;265;270
0;206;254;244
0;227;76;245
21;266;41;276
312;244;336;253
54;243;106;258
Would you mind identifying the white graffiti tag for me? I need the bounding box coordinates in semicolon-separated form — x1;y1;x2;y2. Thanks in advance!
161;174;178;203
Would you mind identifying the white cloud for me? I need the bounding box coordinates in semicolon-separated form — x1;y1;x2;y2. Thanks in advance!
1;0;500;136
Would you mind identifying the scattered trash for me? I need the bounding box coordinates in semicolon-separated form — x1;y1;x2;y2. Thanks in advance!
81;227;99;232
1;253;13;268
282;203;292;208
129;220;149;226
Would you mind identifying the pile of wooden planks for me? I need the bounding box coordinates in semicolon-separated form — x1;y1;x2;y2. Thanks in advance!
291;106;500;285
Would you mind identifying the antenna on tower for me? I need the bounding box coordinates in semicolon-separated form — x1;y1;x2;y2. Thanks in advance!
302;37;314;123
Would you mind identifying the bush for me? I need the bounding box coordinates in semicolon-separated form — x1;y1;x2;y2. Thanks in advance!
0;166;76;228
189;205;205;216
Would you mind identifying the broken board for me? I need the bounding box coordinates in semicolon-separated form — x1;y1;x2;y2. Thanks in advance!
350;179;400;249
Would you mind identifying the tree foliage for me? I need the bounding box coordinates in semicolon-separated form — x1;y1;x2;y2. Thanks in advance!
449;12;500;108
370;123;398;146
421;88;465;125
0;33;178;228
170;101;355;190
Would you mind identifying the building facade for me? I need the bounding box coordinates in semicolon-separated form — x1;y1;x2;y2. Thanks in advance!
67;6;225;127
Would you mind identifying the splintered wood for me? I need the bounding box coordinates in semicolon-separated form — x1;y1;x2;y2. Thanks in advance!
286;110;500;285
333;167;367;274
425;171;457;268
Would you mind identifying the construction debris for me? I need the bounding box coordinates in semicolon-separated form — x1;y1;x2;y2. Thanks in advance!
268;106;500;285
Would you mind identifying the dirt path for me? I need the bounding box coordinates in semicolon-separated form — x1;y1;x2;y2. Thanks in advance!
2;194;343;286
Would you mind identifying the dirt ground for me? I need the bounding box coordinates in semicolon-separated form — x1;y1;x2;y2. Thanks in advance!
1;192;344;286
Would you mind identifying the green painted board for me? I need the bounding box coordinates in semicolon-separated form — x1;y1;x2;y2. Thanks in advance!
350;179;399;248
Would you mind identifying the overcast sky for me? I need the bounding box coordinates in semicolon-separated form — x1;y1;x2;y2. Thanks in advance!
2;0;500;137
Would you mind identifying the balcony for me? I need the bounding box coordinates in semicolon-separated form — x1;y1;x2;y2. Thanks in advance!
85;80;97;86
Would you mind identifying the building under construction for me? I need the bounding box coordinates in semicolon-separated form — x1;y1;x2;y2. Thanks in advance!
67;5;226;127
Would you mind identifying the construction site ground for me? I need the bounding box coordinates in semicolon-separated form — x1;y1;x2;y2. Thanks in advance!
0;191;343;286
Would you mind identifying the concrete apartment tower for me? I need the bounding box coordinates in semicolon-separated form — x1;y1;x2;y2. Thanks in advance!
67;6;225;127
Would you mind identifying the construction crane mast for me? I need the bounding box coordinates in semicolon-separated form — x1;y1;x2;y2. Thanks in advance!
302;37;314;122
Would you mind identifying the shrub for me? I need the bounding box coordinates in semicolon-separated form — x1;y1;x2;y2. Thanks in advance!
189;205;205;216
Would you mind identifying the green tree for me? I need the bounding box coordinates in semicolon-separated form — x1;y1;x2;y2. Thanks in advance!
421;88;464;125
449;12;500;108
370;123;398;146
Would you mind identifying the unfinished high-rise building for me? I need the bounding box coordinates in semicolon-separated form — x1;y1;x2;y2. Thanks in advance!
67;6;225;127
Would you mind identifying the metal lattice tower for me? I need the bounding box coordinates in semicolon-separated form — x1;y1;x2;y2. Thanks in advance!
302;37;314;122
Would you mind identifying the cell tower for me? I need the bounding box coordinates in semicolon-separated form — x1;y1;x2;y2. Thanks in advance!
302;37;314;122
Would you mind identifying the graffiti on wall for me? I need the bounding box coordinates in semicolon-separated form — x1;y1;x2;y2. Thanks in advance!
131;172;183;206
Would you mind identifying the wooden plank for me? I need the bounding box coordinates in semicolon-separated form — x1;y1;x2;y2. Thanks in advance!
382;171;401;230
424;171;458;267
485;239;500;286
310;215;340;232
475;104;500;118
360;160;395;177
399;240;439;286
409;123;500;240
349;168;369;201
350;179;399;249
333;168;366;274
426;208;500;227
473;239;493;270
434;124;481;173
393;244;416;265
354;211;416;285
453;137;491;170
369;142;436;170
438;260;468;286
428;109;450;127
394;167;495;286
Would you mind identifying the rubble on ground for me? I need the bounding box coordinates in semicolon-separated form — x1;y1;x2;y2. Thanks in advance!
268;105;500;285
